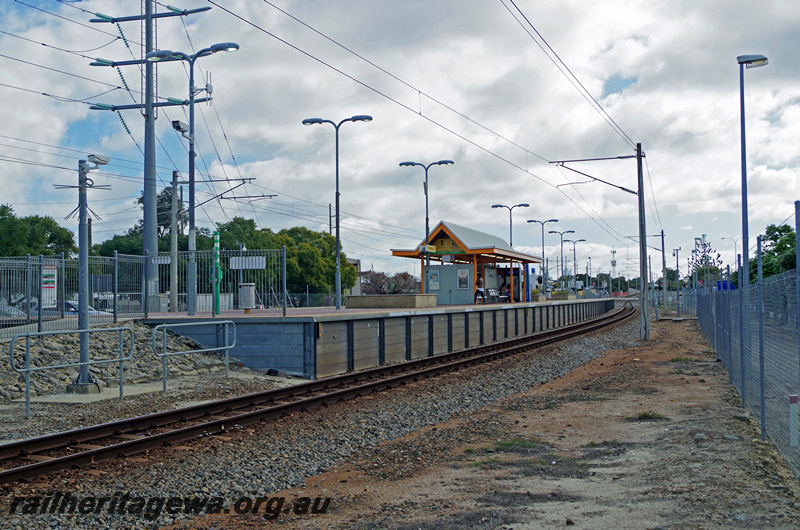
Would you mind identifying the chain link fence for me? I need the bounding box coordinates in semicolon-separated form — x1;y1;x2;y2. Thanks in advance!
696;262;800;477
0;248;293;340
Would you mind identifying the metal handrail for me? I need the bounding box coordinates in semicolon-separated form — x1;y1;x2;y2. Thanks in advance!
10;327;135;419
151;320;237;391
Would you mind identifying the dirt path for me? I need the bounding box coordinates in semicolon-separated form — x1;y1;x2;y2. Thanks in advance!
168;318;800;529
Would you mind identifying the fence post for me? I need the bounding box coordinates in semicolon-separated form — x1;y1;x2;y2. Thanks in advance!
738;254;745;408
144;251;150;318
37;255;43;332
794;200;800;444
25;254;31;325
282;246;287;316
60;252;65;318
757;236;765;440
113;250;118;323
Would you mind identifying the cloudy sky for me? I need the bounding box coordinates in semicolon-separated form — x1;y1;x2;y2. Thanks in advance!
3;0;799;281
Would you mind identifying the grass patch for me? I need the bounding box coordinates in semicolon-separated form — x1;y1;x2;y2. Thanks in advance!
690;371;700;376
470;458;503;467
493;437;539;452
626;410;667;422
671;369;685;374
670;356;695;362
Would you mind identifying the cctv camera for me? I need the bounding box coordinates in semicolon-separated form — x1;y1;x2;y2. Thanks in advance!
88;154;110;165
172;120;189;134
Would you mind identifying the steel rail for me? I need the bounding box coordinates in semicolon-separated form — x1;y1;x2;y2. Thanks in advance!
0;303;634;484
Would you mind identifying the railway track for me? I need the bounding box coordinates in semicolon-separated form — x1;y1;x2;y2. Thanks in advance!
0;302;634;485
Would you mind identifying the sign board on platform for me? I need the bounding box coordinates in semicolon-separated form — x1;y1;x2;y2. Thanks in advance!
230;256;266;270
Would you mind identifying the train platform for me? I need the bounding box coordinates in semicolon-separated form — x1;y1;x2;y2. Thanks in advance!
138;298;617;380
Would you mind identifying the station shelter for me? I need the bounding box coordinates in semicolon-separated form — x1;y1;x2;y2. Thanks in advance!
391;220;542;305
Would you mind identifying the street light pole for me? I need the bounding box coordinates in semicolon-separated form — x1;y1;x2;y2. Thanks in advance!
673;247;682;318
737;54;768;289
549;229;575;289
721;236;741;270
588;256;592;290
303;115;373;309
399;159;454;294
564;239;585;292
147;42;240;316
492;203;529;247
527;218;558;288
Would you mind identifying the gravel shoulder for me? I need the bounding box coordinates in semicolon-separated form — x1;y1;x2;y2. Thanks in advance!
168;318;800;529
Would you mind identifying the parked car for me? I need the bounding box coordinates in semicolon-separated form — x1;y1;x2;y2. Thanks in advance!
28;301;110;318
61;301;111;316
0;306;28;328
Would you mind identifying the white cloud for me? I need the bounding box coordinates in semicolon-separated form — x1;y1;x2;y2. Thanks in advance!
1;0;799;278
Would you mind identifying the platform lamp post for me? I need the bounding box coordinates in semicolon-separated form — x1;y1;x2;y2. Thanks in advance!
492;203;529;247
673;247;682;318
399;159;454;294
564;239;585;292
146;42;239;316
721;236;742;272
737;54;768;288
303;115;373;309
527;218;558;289
549;229;574;289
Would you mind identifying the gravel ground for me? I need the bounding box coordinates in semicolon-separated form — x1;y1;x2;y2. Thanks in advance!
0;315;639;529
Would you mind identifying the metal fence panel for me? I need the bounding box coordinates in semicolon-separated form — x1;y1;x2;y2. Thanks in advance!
155;249;286;313
696;269;800;476
0;249;290;339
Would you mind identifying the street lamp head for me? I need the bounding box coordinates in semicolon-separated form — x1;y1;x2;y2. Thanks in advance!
302;118;324;126
437;160;454;166
737;54;768;68
399;161;420;167
565;230;575;234
146;49;175;62
349;115;373;123
548;230;558;234
516;203;530;208
547;218;558;223
492;204;504;209
210;42;239;53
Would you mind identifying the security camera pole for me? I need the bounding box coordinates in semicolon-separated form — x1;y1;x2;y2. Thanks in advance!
62;156;111;394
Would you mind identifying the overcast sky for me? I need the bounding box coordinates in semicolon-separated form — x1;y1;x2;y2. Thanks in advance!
3;0;799;280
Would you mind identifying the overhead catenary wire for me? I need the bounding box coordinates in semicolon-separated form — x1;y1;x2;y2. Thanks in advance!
501;0;636;151
8;0;647;258
207;0;647;253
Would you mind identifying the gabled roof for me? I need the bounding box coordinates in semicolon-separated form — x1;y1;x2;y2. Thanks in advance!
391;220;540;265
437;221;513;252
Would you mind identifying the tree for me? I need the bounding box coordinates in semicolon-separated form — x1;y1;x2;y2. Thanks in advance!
0;205;76;257
361;271;418;294
688;234;722;287
761;223;795;277
133;187;184;237
214;217;357;291
730;223;796;285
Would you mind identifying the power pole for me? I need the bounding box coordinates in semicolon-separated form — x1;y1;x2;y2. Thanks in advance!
636;143;650;340
661;230;667;312
170;171;179;312
611;248;617;293
90;3;211;303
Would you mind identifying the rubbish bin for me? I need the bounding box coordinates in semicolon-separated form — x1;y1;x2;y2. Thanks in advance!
545;286;552;301
238;283;256;311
